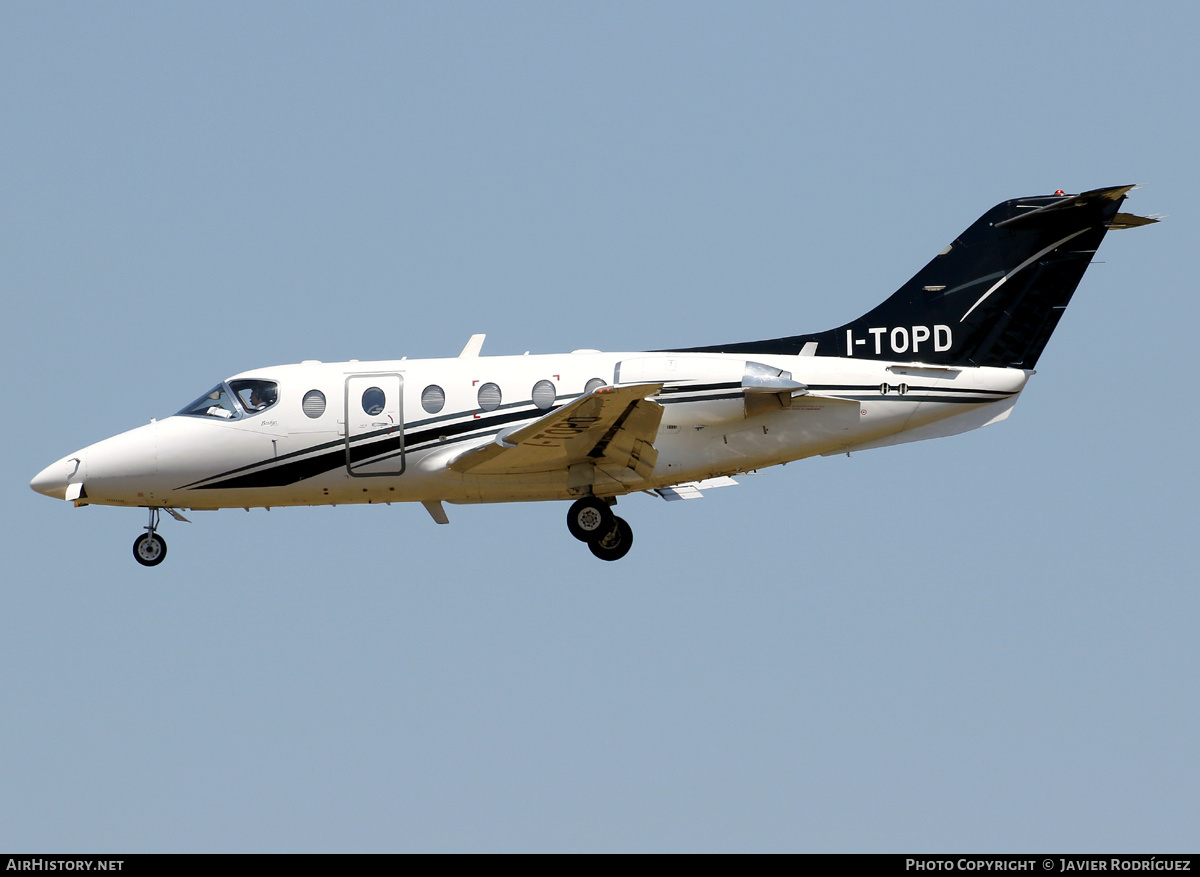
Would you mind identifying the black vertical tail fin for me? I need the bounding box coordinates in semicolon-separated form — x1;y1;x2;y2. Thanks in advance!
681;185;1155;368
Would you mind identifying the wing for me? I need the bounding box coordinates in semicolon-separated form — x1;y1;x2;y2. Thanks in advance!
449;383;665;486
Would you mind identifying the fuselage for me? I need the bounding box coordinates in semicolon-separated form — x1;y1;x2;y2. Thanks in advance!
31;348;1029;512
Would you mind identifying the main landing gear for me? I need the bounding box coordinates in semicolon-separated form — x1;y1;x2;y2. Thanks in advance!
566;496;633;561
132;507;167;567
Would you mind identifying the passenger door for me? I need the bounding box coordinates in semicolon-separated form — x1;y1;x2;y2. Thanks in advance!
344;373;405;476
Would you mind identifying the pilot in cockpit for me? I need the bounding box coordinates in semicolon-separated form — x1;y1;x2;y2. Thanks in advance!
248;385;278;411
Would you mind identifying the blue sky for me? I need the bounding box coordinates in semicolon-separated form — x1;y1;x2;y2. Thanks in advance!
3;2;1197;852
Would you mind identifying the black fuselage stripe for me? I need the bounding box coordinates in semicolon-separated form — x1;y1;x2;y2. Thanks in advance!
807;383;1013;395
185;406;547;490
659;381;742;394
829;395;1008;404
659;392;745;404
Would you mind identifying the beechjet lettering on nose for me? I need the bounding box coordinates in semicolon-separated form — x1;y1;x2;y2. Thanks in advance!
31;185;1157;565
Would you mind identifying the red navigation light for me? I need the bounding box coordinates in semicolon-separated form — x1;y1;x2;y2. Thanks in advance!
1054;189;1065;195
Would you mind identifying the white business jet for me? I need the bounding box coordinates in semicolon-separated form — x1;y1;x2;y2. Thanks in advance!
31;186;1155;565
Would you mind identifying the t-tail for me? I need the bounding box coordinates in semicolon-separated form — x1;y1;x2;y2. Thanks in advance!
682;185;1157;368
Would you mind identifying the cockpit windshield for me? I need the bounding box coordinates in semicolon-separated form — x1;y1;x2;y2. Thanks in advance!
231;379;279;413
177;380;279;419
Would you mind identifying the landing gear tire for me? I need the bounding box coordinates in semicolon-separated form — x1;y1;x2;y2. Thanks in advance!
133;532;167;567
566;497;614;543
588;516;633;562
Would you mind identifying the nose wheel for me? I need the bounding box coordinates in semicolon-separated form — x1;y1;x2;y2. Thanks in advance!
566;497;634;561
132;508;168;567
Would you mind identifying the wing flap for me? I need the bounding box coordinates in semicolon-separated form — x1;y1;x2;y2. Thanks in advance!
655;476;739;501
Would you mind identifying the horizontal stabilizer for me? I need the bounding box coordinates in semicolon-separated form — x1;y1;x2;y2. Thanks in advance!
1108;212;1160;230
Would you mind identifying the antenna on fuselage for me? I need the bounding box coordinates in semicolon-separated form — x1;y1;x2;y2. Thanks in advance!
459;334;486;358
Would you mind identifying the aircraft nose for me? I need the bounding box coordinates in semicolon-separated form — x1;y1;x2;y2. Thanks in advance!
31;454;83;500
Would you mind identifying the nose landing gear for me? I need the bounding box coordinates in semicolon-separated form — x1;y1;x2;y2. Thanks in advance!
566;497;634;561
132;508;167;567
